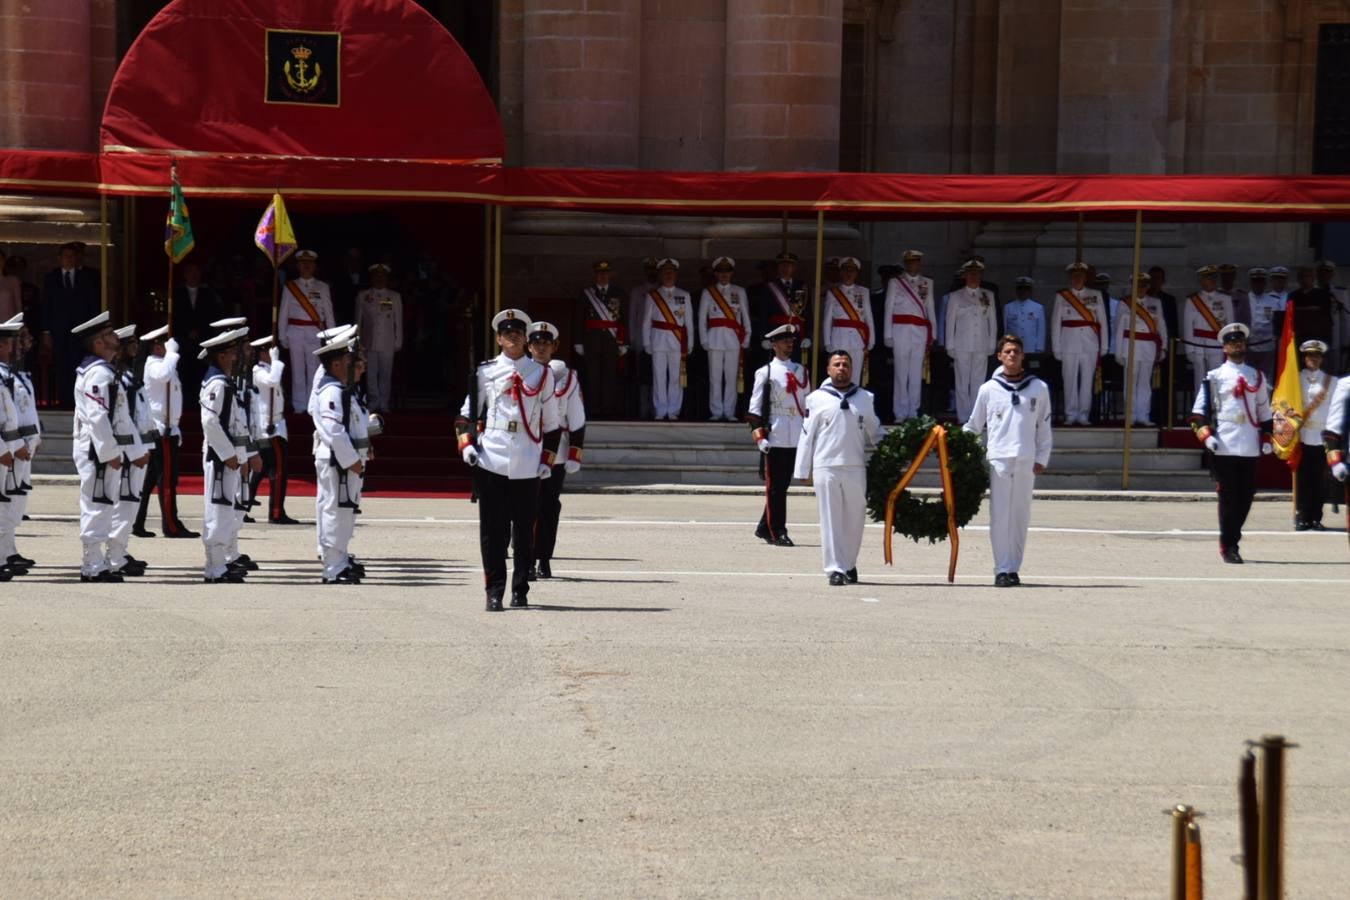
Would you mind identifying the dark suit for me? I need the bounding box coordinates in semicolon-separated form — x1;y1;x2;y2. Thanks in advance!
572;284;628;418
41;266;100;405
172;284;224;402
752;279;813;367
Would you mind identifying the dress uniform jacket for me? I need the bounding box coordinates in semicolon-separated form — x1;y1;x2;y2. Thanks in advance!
1113;296;1168;423
1004;299;1046;354
698;283;751;352
643;285;694;420
355;287;402;354
278;276;336;409
143;341;183;439
1050;288;1107;360
823;283;875;371
72;355;120;575
747;357;810;543
1191;360;1271;458
458;354;562;479
944;286;998;421
575;283;628;418
1182;291;1234;390
551;359;586;465
756;279;813;362
884;274;937;420
252;358;288;442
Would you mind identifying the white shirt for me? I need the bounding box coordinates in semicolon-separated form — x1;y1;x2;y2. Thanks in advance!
198;367;239;463
73;356;119;463
642;286;694;353
1325;375;1350;439
252;358;289;442
9;367;39;453
748;357;810;448
1003;299;1046;354
1299;369;1335;446
964;369;1053;466
793;381;881;477
697;282;752;351
1050;287;1106;358
883;274;936;348
1190;360;1271;457
143;340;183;436
0;364;19;455
944;287;998;354
550;359;586;461
311;376;359;469
459;353;561;479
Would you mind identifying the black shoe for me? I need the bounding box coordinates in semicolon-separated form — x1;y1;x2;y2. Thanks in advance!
323;567;362;585
164;527;199;539
242;514;256;524
132;527;156;538
754;527;773;544
0;567;11;582
348;561;367;577
1221;549;1244;564
510;592;529;608
1294;521;1310;532
8;553;35;568
486;592;504;612
828;571;846;586
538;559;552;579
994;572;1011;587
1309;521;1327;531
773;534;795;547
1008;572;1021;586
229;554;260;571
115;562;147;578
270;514;303;525
204;570;247;584
845;568;858;584
525;564;538;582
81;571;124;584
3;563;27;577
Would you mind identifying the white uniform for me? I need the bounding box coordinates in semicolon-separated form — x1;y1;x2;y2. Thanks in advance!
642;285;694;420
823;283;876;386
0;364;38;561
1113;296;1169;425
277;277;336;410
551;359;586;466
1191;360;1271;458
72;355;120;576
312;374;361;580
1300;369;1335;448
143;340;183;439
229;373;259;564
252;358;289;443
199;366;244;579
964;369;1053;576
1003;299;1046;355
459;354;561;479
749;358;809;449
944;286;999;422
884;274;936;420
1050;286;1107;425
0;366;20;560
1182;291;1235;395
1327;375;1350;441
793;380;881;576
106;370;151;571
697;282;751;420
355;286;402;411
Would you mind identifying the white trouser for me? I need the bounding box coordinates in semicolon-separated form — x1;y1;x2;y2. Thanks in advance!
814;464;866;575
74;450;117;576
1189;348;1224;395
1061;352;1097;423
1122;346;1158;423
107;458;147;568
288;333;322;411
1;457;32;558
652;350;683;419
202;458;241;578
988;456;1036;575
368;350;395;411
315;462;355;579
953;352;988;423
706;348;738;419
891;339;926;420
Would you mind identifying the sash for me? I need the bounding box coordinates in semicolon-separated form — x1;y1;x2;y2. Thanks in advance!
285;281;323;327
585;288;623;341
1058;289;1102;354
1189;293;1223;339
707;286;747;343
648;289;688;356
768;281;794;316
1304;372;1333;418
829;286;870;346
893;277;932;340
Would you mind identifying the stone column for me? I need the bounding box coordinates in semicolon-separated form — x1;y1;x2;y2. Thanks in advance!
724;0;844;172
521;0;641;167
0;0;93;149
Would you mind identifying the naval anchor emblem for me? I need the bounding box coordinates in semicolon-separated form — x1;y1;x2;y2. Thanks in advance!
266;29;340;107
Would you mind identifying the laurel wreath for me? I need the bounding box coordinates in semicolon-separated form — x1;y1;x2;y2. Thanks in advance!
865;415;990;544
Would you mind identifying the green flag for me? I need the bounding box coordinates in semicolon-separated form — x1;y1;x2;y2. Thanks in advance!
164;166;195;264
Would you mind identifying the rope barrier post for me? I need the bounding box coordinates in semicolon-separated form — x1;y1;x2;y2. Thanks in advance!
1256;734;1296;900
1122;210;1144;489
1171;804;1193;900
812;210;825;385
1167;337;1177;427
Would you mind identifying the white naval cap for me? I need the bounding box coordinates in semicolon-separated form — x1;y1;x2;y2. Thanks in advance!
765;323;798;341
1268;265;1291;277
492;308;531;332
295;249;318;261
314;326;358;358
140;325;169;342
114;324;138;341
711;256;736;271
1065;261;1091;274
839;256;861;270
0;315;20;335
656;257;680;271
200;327;249;352
528;321;559;342
1248;267;1269;278
959;259;985;273
317;323;353;342
209;316;247;329
1218;322;1249;343
1300;339;1328;354
902;249;924;262
250;334;276;348
71;310;111;337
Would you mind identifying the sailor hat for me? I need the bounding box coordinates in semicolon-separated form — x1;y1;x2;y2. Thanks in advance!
1268;265;1291;277
250;334;276;348
656;257;681;271
492;308;531;333
712;256;736;272
72;310;112;337
765;324;798;341
0;315;20;335
1195;265;1219;278
201;327;249;351
1218;322;1249;343
317;324;353;342
314;328;358;358
1247;267;1269;278
1300;339;1328;354
140;325;169;342
528;321;559;343
902;249;924;262
1093;272;1112;284
1065;261;1091;274
368;263;391;274
295;249;318;261
210;316;247;329
839;256;861;270
959;259;986;273
114;324;138;341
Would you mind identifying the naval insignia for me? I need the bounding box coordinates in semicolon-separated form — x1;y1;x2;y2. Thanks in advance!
265;30;340;107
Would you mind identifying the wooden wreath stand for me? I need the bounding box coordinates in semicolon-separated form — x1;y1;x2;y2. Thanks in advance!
883;424;960;583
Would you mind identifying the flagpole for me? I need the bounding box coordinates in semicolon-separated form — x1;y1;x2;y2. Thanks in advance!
166;259;175;338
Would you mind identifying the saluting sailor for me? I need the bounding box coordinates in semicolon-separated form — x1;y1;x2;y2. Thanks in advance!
747;324;810;547
456;309;562;611
312;327;365;584
1114;272;1169;427
277;249;336;412
208;317;262;569
0;314;37;577
71;311;125;582
134;325;196;539
883;249;937;421
1183;265;1235;399
1188;322;1272;564
248;334;300;525
643;258;694;421
823;257;875;388
525;321;585;580
106;324;151;578
198;326;251;583
698;256;752;422
1050;261;1107;425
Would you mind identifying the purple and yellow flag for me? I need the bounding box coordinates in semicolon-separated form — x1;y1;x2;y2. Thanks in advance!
164;166;195;264
1270;299;1303;467
253;192;297;267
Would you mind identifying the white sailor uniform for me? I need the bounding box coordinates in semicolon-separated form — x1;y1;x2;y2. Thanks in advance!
200;365;246;579
73;354;121;576
140;339;188;533
0;361;38;563
106;368;151;572
643;285;694;420
312;373;361;581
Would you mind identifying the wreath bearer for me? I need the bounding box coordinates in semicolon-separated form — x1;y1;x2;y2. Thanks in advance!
963;334;1052;587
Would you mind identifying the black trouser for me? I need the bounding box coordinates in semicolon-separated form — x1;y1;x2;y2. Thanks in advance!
757;447;797;539
249;435;290;521
1212;455;1258;552
134;434;186;534
534;464;567;563
475;468;540;599
1295;444;1326;525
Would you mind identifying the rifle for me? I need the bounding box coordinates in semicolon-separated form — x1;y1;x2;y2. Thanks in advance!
1201;374;1216;478
757;361;773;479
336;337;360;511
465;321;482;503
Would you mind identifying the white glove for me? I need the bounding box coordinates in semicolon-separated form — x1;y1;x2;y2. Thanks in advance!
1203;436;1219;453
1333;462;1348;482
564;459;581;475
461;446;479;466
537;463;552;479
1261;440;1273;456
165;337;180;353
757;438;770;454
573;344;584;356
617;344;628;356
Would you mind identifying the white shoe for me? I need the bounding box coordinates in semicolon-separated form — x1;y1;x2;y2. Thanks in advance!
1136;419;1156;427
708;415;722;422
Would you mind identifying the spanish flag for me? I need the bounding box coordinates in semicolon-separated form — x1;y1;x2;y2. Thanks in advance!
253;192;297;267
163;166;195;264
1269;299;1303;467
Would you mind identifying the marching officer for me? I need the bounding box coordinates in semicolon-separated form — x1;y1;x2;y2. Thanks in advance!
698;256;752;422
71;311;124;582
249;334;300;524
883;249;937;422
134;326;196;538
574;259;628;419
1050;261;1107;426
525;321;585;580
823;257;875;386
0;314;37;576
277;249;336;412
1183;265;1235;399
755;251;813;365
944;259;999;422
355;263;402;413
1189;322;1272;564
793;349;881;585
107;324;151;577
1295;340;1335;531
642;258;694;421
747;324;810;546
455;309;562;611
1003;277;1046;354
198;325;251;583
1114;272;1168;427
312;328;365;584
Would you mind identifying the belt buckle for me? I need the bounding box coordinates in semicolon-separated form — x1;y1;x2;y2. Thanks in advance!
507;421;518;433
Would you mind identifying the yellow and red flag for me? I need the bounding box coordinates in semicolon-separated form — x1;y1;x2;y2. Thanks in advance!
1269;299;1303;467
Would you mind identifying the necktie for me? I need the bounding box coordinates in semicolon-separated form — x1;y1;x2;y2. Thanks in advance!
66;271;74;291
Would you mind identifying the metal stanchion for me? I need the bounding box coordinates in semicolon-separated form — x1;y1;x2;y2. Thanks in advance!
1186;820;1203;900
1166;337;1177;427
1255;734;1297;900
1239;749;1259;899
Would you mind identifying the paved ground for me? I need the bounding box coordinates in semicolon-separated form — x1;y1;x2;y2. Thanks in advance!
2;485;1348;898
